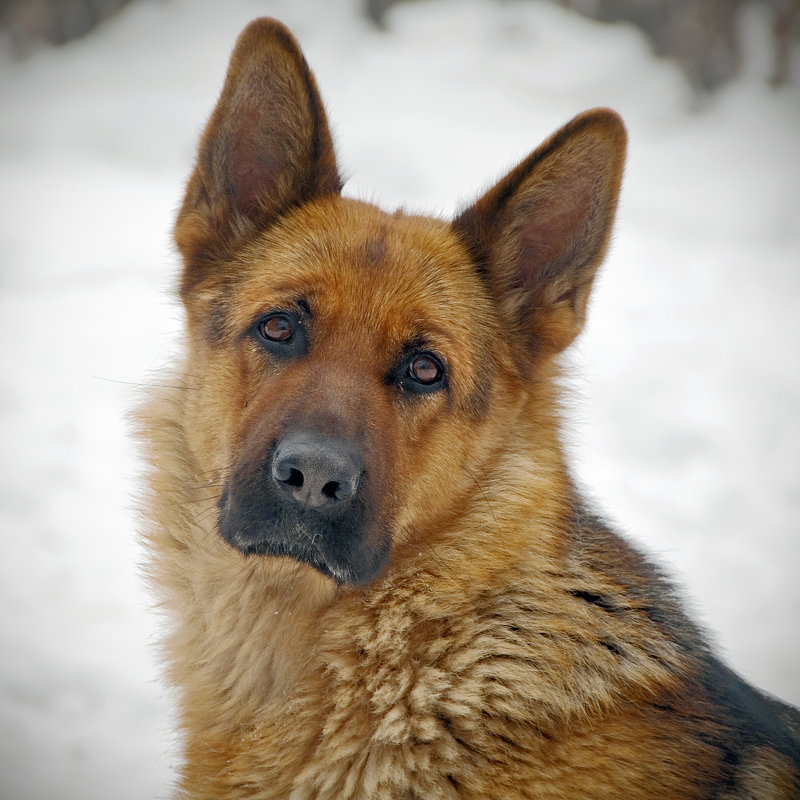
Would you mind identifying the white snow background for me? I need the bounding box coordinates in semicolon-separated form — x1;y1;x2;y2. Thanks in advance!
0;0;798;797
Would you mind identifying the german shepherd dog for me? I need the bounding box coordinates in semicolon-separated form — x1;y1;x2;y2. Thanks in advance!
138;18;800;799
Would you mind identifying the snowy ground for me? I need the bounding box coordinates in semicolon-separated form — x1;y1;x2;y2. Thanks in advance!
0;0;798;797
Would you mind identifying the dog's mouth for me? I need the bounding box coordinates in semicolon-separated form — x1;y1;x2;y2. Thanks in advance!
217;433;389;585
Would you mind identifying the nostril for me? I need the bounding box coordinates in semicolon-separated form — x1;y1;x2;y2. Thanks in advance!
321;481;340;501
286;468;304;488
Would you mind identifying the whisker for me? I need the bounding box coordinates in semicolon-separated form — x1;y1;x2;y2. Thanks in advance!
92;375;201;391
464;465;502;536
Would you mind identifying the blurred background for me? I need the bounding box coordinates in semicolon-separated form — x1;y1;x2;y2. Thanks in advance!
0;0;798;797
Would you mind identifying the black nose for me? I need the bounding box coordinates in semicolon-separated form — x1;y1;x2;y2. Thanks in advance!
271;431;362;512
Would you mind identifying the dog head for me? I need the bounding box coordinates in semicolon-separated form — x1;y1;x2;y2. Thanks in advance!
173;18;626;586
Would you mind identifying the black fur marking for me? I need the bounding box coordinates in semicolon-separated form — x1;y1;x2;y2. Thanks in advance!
599;638;624;657
569;589;620;614
704;656;800;764
364;234;388;268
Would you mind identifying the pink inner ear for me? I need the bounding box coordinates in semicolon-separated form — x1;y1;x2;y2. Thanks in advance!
231;142;282;216
516;175;594;289
229;105;283;216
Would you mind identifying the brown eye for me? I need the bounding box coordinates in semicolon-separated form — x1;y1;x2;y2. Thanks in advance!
253;309;308;360
259;314;293;342
409;355;442;385
392;349;446;395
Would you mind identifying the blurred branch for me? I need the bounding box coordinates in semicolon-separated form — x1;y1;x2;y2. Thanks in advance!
365;0;800;91
770;0;800;85
0;0;132;55
559;0;799;90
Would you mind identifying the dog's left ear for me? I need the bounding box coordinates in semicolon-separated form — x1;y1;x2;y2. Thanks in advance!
175;18;342;295
453;109;626;359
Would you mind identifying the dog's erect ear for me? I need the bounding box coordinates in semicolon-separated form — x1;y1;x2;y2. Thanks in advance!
453;109;626;360
175;18;342;295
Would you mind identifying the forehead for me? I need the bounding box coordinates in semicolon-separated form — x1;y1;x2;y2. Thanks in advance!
230;197;493;348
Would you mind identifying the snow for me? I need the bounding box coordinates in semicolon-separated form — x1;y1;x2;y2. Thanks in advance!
0;0;797;796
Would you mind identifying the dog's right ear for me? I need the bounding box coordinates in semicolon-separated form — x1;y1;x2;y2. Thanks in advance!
175;18;341;295
453;109;626;364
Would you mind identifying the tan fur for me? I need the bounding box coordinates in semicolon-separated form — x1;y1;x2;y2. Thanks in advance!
138;18;800;799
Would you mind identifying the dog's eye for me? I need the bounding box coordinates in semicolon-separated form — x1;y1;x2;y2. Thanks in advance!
259;313;294;343
253;310;307;358
409;355;442;385
396;352;446;395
